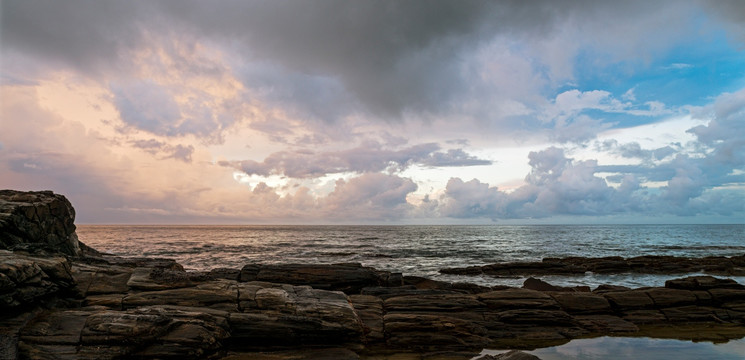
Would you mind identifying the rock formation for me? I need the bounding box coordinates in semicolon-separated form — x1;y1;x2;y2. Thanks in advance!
4;249;745;359
440;254;745;277
0;190;82;256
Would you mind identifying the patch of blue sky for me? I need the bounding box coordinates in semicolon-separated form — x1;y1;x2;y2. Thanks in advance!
565;31;745;129
574;33;743;100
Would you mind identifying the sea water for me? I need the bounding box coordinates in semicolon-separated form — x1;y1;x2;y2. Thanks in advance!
480;336;745;360
77;224;745;288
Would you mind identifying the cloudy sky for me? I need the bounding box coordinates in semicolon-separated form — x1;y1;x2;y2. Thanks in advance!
1;0;744;224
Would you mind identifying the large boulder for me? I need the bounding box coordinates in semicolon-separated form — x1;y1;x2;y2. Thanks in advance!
0;190;81;256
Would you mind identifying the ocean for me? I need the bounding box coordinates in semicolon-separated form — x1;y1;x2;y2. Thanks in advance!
77;224;745;288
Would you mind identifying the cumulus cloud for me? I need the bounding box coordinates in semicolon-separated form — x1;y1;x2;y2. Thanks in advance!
438;142;745;220
439;147;639;219
542;90;673;143
595;140;677;162
688;88;745;167
220;142;491;178
439;178;507;219
322;173;417;220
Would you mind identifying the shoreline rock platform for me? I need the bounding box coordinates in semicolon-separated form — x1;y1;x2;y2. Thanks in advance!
2;190;745;359
440;254;745;277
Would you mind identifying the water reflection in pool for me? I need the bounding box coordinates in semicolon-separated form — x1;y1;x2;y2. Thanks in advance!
481;337;745;360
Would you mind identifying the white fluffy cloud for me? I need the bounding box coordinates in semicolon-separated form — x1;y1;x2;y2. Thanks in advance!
438;136;745;220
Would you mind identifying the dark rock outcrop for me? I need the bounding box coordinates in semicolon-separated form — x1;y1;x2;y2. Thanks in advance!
0;250;75;309
476;351;543;360
441;255;745;277
239;263;402;293
0;190;82;256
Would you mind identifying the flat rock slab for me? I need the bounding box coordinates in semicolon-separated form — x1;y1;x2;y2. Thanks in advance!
384;294;487;312
383;313;490;350
478;289;560;310
603;290;655;310
123;280;239;311
549;293;611;314
20;309;91;345
18;306;231;359
239;263;400;293
223;348;361;360
441;255;745;276
126;267;195;290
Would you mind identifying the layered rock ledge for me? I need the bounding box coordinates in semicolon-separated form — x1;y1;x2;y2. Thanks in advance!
440;254;745;277
2;190;745;359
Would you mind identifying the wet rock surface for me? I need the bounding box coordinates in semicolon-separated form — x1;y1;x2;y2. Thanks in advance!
440;254;745;277
238;263;403;293
5;249;745;358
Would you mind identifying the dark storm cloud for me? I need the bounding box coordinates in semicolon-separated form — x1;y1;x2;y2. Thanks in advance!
161;0;494;117
158;0;682;118
1;1;148;75
3;0;702;120
703;0;745;42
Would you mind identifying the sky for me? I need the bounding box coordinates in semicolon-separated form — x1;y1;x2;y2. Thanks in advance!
1;0;744;224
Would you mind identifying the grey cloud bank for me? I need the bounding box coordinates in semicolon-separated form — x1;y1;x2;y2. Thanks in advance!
220;142;491;178
3;0;725;125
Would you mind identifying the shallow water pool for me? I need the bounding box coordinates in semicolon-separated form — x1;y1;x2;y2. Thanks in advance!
480;336;745;360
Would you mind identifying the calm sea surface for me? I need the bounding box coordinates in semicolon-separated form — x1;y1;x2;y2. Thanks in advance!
77;224;745;288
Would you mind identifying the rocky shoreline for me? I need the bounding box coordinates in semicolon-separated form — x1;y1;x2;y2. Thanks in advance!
440;254;745;277
2;190;745;359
